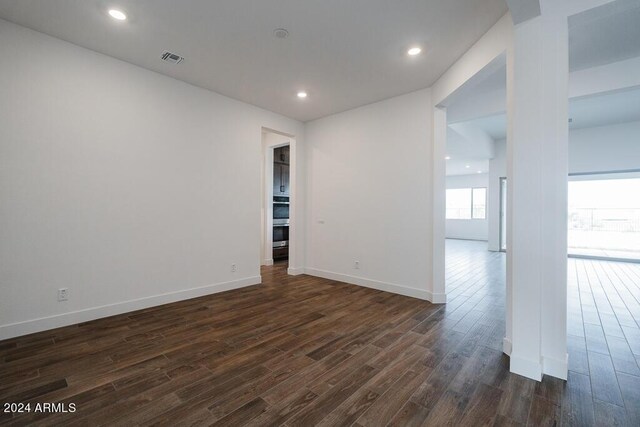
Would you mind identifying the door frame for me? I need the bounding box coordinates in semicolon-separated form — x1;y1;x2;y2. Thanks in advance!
261;128;296;270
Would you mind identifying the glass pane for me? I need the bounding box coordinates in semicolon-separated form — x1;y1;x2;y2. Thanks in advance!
568;177;640;260
446;188;472;219
472;188;487;219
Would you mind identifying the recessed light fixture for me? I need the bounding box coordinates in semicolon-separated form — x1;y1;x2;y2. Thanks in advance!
465;165;470;169
108;9;127;20
477;171;483;174
445;156;451;160
297;91;308;99
407;47;422;56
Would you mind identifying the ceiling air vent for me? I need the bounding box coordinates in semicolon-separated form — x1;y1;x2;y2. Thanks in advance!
161;51;184;64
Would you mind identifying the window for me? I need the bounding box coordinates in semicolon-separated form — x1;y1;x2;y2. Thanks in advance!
446;187;486;220
446;188;472;219
568;175;640;261
472;188;487;219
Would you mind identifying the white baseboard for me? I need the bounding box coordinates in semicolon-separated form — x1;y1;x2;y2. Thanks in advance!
503;337;512;355
262;259;274;266
430;293;447;304
0;276;261;341
287;267;305;276
543;353;568;380
304;268;440;302
510;352;542;381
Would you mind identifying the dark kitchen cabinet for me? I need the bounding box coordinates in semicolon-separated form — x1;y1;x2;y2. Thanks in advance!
273;146;290;196
274;146;290;165
273;163;290;196
273;245;288;260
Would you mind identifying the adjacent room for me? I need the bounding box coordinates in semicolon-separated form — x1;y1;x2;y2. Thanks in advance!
1;0;639;425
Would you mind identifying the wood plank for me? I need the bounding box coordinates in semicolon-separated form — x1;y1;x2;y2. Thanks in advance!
527;395;561;426
356;365;432;426
588;351;625;406
286;364;378;426
1;245;639;426
617;372;640;426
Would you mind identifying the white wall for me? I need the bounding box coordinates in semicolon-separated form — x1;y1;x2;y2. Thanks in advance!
487;120;640;251
305;89;434;300
0;19;305;339
569;121;640;173
446;173;489;241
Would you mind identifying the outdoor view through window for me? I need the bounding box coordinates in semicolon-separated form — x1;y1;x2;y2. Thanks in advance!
568;176;640;261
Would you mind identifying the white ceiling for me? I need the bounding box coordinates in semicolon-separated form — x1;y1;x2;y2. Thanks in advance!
569;0;640;71
570;87;640;129
445;0;640;176
455;114;507;141
446;159;490;176
0;0;508;122
445;126;493;176
455;86;640;143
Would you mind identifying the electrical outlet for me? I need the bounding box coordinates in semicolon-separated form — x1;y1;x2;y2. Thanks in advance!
354;261;360;269
231;263;237;273
58;288;68;302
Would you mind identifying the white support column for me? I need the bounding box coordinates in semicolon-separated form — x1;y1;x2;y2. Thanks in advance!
506;13;568;381
431;106;447;304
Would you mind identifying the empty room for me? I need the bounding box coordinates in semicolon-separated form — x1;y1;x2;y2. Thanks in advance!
1;0;639;425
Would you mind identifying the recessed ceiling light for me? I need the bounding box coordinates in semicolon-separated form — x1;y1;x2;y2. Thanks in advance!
445;156;451;160
477;171;483;174
297;91;308;99
407;47;422;56
465;165;470;168
108;9;127;20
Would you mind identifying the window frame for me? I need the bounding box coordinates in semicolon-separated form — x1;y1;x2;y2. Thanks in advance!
471;187;487;220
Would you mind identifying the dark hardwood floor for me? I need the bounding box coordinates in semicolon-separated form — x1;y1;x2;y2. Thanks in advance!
0;241;639;426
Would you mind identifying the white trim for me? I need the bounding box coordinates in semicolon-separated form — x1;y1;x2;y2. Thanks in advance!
304;268;440;302
287;267;305;276
503;337;512;355
543;353;568;380
510;352;542;381
0;276;261;340
430;293;447;304
262;259;274;266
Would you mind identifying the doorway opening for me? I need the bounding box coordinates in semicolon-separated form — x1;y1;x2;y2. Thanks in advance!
272;145;291;263
261;129;295;270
